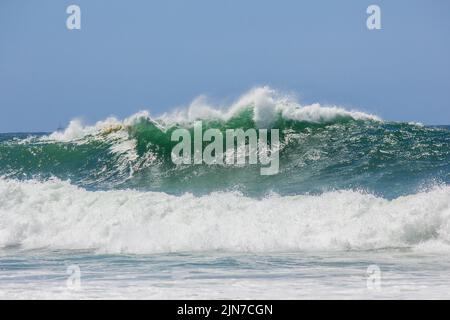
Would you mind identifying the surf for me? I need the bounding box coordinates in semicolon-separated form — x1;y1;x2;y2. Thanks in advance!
1;178;450;254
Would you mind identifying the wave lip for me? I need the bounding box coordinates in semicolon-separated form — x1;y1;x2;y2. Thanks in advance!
161;86;380;126
1;178;450;254
42;86;381;142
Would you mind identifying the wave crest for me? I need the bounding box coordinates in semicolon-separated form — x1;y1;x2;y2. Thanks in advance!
45;86;380;142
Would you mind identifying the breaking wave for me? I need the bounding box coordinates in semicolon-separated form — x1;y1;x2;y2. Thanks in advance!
1;178;450;254
1;87;448;198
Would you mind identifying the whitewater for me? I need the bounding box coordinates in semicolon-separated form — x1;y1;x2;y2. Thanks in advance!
1;87;450;299
1;179;450;254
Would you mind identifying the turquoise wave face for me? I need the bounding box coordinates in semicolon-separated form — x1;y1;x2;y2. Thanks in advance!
1;111;449;198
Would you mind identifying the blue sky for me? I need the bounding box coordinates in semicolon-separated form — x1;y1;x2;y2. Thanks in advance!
0;0;449;132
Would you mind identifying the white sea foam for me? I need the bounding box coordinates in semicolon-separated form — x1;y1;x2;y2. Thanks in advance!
0;178;449;254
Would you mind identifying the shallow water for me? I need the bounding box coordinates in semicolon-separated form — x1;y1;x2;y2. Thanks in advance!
1;249;450;299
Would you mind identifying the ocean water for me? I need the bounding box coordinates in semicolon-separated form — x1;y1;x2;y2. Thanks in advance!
1;88;450;299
